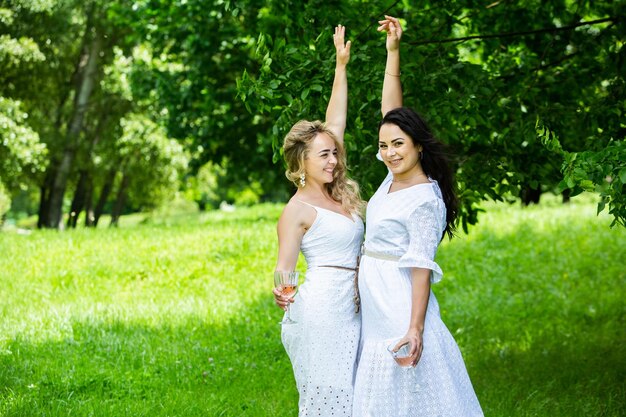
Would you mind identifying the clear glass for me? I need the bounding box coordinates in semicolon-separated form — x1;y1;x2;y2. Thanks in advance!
274;271;299;325
387;339;420;392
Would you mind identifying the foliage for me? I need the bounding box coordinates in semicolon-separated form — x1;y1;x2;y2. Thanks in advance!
0;199;624;415
229;180;263;206
0;180;10;220
2;1;624;227
0;98;47;190
0;34;44;65
0;3;49;191
116;114;189;209
238;0;626;228
539;123;626;227
183;160;225;210
124;0;279;191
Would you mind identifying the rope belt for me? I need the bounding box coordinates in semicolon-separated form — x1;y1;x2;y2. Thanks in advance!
362;248;401;262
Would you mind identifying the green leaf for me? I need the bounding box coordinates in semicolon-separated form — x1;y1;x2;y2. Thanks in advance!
619;168;626;184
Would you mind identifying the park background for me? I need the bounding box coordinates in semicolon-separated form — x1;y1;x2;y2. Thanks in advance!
1;0;624;416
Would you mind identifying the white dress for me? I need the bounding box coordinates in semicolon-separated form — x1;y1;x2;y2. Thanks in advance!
353;172;483;417
281;202;364;416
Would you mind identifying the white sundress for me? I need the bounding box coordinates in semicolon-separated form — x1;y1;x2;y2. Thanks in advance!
281;202;364;416
353;172;483;417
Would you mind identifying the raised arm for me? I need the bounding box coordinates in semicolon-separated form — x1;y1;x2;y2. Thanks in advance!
325;24;351;147
378;15;403;116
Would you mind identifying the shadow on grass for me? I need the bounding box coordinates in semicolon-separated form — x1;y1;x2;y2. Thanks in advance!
470;315;626;417
2;207;624;416
438;216;626;417
0;296;297;417
3;293;623;417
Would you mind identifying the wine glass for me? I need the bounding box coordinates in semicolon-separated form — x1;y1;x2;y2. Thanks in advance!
387;338;421;392
274;271;299;325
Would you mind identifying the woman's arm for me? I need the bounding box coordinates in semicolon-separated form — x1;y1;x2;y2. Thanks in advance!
273;202;308;310
378;15;403;116
407;269;430;364
389;269;430;366
325;24;351;147
275;202;307;272
392;199;445;365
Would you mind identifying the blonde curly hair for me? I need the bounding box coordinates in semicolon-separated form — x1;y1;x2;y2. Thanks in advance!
283;120;364;216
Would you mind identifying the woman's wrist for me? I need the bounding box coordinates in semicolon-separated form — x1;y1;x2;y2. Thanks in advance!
407;324;424;335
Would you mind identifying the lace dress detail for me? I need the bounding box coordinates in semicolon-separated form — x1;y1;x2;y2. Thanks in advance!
281;203;364;416
353;172;483;416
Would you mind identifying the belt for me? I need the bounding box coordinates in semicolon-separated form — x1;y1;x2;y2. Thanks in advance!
316;265;358;272
363;248;401;262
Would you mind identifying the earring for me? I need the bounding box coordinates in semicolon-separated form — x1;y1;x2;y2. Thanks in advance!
419;151;424;160
299;173;306;187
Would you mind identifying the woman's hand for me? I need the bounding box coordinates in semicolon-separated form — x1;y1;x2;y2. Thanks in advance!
377;15;403;52
392;330;424;367
334;24;351;67
273;286;294;311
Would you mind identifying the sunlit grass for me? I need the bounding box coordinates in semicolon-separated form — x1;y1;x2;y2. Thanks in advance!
1;198;624;416
438;194;625;416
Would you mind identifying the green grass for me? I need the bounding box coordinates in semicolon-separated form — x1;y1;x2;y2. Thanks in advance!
1;198;624;416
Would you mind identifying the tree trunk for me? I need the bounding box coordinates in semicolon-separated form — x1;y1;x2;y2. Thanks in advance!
43;30;101;228
110;173;130;227
520;185;541;205
37;167;56;228
93;168;117;227
84;176;95;227
69;112;108;228
562;188;571;204
67;170;89;228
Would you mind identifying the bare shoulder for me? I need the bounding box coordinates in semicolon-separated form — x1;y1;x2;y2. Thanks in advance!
278;198;317;231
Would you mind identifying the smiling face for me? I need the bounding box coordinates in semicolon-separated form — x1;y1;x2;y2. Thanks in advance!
303;132;338;185
378;122;422;179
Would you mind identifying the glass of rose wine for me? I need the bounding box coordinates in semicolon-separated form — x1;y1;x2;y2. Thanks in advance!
274;271;299;325
387;339;421;392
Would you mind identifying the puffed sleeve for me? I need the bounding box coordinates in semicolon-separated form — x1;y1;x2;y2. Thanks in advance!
398;198;446;283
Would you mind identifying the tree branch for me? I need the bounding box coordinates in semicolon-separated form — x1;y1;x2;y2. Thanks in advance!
355;0;403;41
497;52;580;83
496;20;616;81
408;17;617;46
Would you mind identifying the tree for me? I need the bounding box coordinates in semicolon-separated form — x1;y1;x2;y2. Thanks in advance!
238;0;626;228
0;98;47;189
0;2;49;217
108;114;188;226
3;1;623;228
2;0;187;228
123;0;282;197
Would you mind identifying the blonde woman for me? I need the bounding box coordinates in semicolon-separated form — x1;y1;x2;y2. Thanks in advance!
273;25;365;416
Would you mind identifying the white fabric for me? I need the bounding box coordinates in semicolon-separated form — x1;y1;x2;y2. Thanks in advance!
281;202;364;416
353;171;483;416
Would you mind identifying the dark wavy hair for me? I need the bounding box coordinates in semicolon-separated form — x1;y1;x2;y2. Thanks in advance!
379;107;458;240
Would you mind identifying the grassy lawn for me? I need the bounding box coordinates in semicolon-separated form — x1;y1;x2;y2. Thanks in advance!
1;197;624;416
